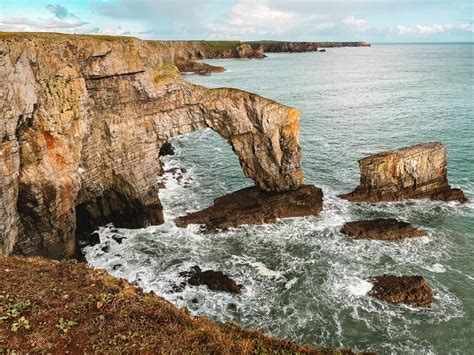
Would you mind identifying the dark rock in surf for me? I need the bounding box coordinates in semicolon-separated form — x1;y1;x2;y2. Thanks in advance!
341;218;427;240
189;270;244;294
159;142;175;157
368;275;433;307
111;234;126;244
176;265;244;294
175;185;323;233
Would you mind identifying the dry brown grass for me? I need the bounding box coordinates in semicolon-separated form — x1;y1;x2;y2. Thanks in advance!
0;256;354;354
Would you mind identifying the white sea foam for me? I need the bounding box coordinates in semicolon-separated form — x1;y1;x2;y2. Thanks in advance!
425;263;447;273
285;277;298;289
347;278;374;296
248;261;284;279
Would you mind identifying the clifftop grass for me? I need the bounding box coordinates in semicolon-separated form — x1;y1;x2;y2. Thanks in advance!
0;256;351;354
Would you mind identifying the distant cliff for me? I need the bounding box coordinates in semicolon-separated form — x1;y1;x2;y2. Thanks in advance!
159;40;371;73
247;41;370;53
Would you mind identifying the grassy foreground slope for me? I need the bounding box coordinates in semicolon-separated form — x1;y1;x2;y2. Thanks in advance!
0;256;351;354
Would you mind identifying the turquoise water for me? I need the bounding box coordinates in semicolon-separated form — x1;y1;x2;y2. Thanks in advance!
85;44;474;354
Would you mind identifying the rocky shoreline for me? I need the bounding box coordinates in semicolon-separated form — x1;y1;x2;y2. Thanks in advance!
0;32;469;352
167;40;370;74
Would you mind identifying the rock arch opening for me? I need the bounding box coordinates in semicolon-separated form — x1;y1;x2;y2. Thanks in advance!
3;35;304;259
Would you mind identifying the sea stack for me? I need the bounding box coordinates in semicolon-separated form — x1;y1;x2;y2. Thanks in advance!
339;142;468;203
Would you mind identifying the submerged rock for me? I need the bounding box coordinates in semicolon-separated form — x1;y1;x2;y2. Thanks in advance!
341;218;427;240
339;142;468;203
175;266;244;294
176;185;323;233
368;275;433;307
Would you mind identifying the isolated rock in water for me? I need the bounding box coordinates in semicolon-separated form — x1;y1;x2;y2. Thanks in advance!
189;270;244;294
176;266;244;294
176;185;323;233
159;142;175;157
339;142;468;203
341;218;427;240
368;275;433;307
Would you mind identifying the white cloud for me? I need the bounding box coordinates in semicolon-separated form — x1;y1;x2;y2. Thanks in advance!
211;0;298;37
342;16;369;32
397;23;472;35
0;17;87;32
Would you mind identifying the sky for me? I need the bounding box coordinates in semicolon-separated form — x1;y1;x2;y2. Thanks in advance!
0;0;472;42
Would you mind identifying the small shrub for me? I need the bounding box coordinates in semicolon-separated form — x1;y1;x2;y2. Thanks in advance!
11;316;30;332
56;318;78;333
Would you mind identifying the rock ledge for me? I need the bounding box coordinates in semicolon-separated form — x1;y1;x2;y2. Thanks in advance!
176;185;323;232
341;218;427;240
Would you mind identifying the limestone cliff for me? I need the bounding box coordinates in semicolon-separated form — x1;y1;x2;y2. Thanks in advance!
339;142;467;203
0;33;302;258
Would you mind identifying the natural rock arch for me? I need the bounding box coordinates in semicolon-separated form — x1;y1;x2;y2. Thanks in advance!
1;34;303;259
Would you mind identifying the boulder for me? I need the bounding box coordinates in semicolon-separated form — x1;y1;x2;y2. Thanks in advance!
339;142;468;203
176;185;323;233
159;142;175;157
174;266;244;294
368;275;433;307
341;218;427;240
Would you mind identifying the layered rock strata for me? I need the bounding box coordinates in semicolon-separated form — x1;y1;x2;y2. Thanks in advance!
0;33;303;258
339;142;467;203
341;218;427;240
368;275;433;307
176;185;323;233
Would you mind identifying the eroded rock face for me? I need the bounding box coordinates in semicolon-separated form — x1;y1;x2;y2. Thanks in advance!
341;219;427;240
368;275;433;307
176;185;323;233
339;142;468;203
0;33;303;258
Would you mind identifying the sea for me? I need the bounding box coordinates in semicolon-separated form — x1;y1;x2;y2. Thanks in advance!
84;44;474;354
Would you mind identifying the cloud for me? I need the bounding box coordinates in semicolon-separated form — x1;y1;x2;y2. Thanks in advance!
0;17;87;32
46;4;76;20
226;0;298;35
397;23;472;35
343;16;370;32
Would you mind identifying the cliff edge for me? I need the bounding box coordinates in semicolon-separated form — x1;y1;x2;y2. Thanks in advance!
0;255;342;353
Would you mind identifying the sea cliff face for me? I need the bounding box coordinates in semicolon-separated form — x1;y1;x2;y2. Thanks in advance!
0;33;303;258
